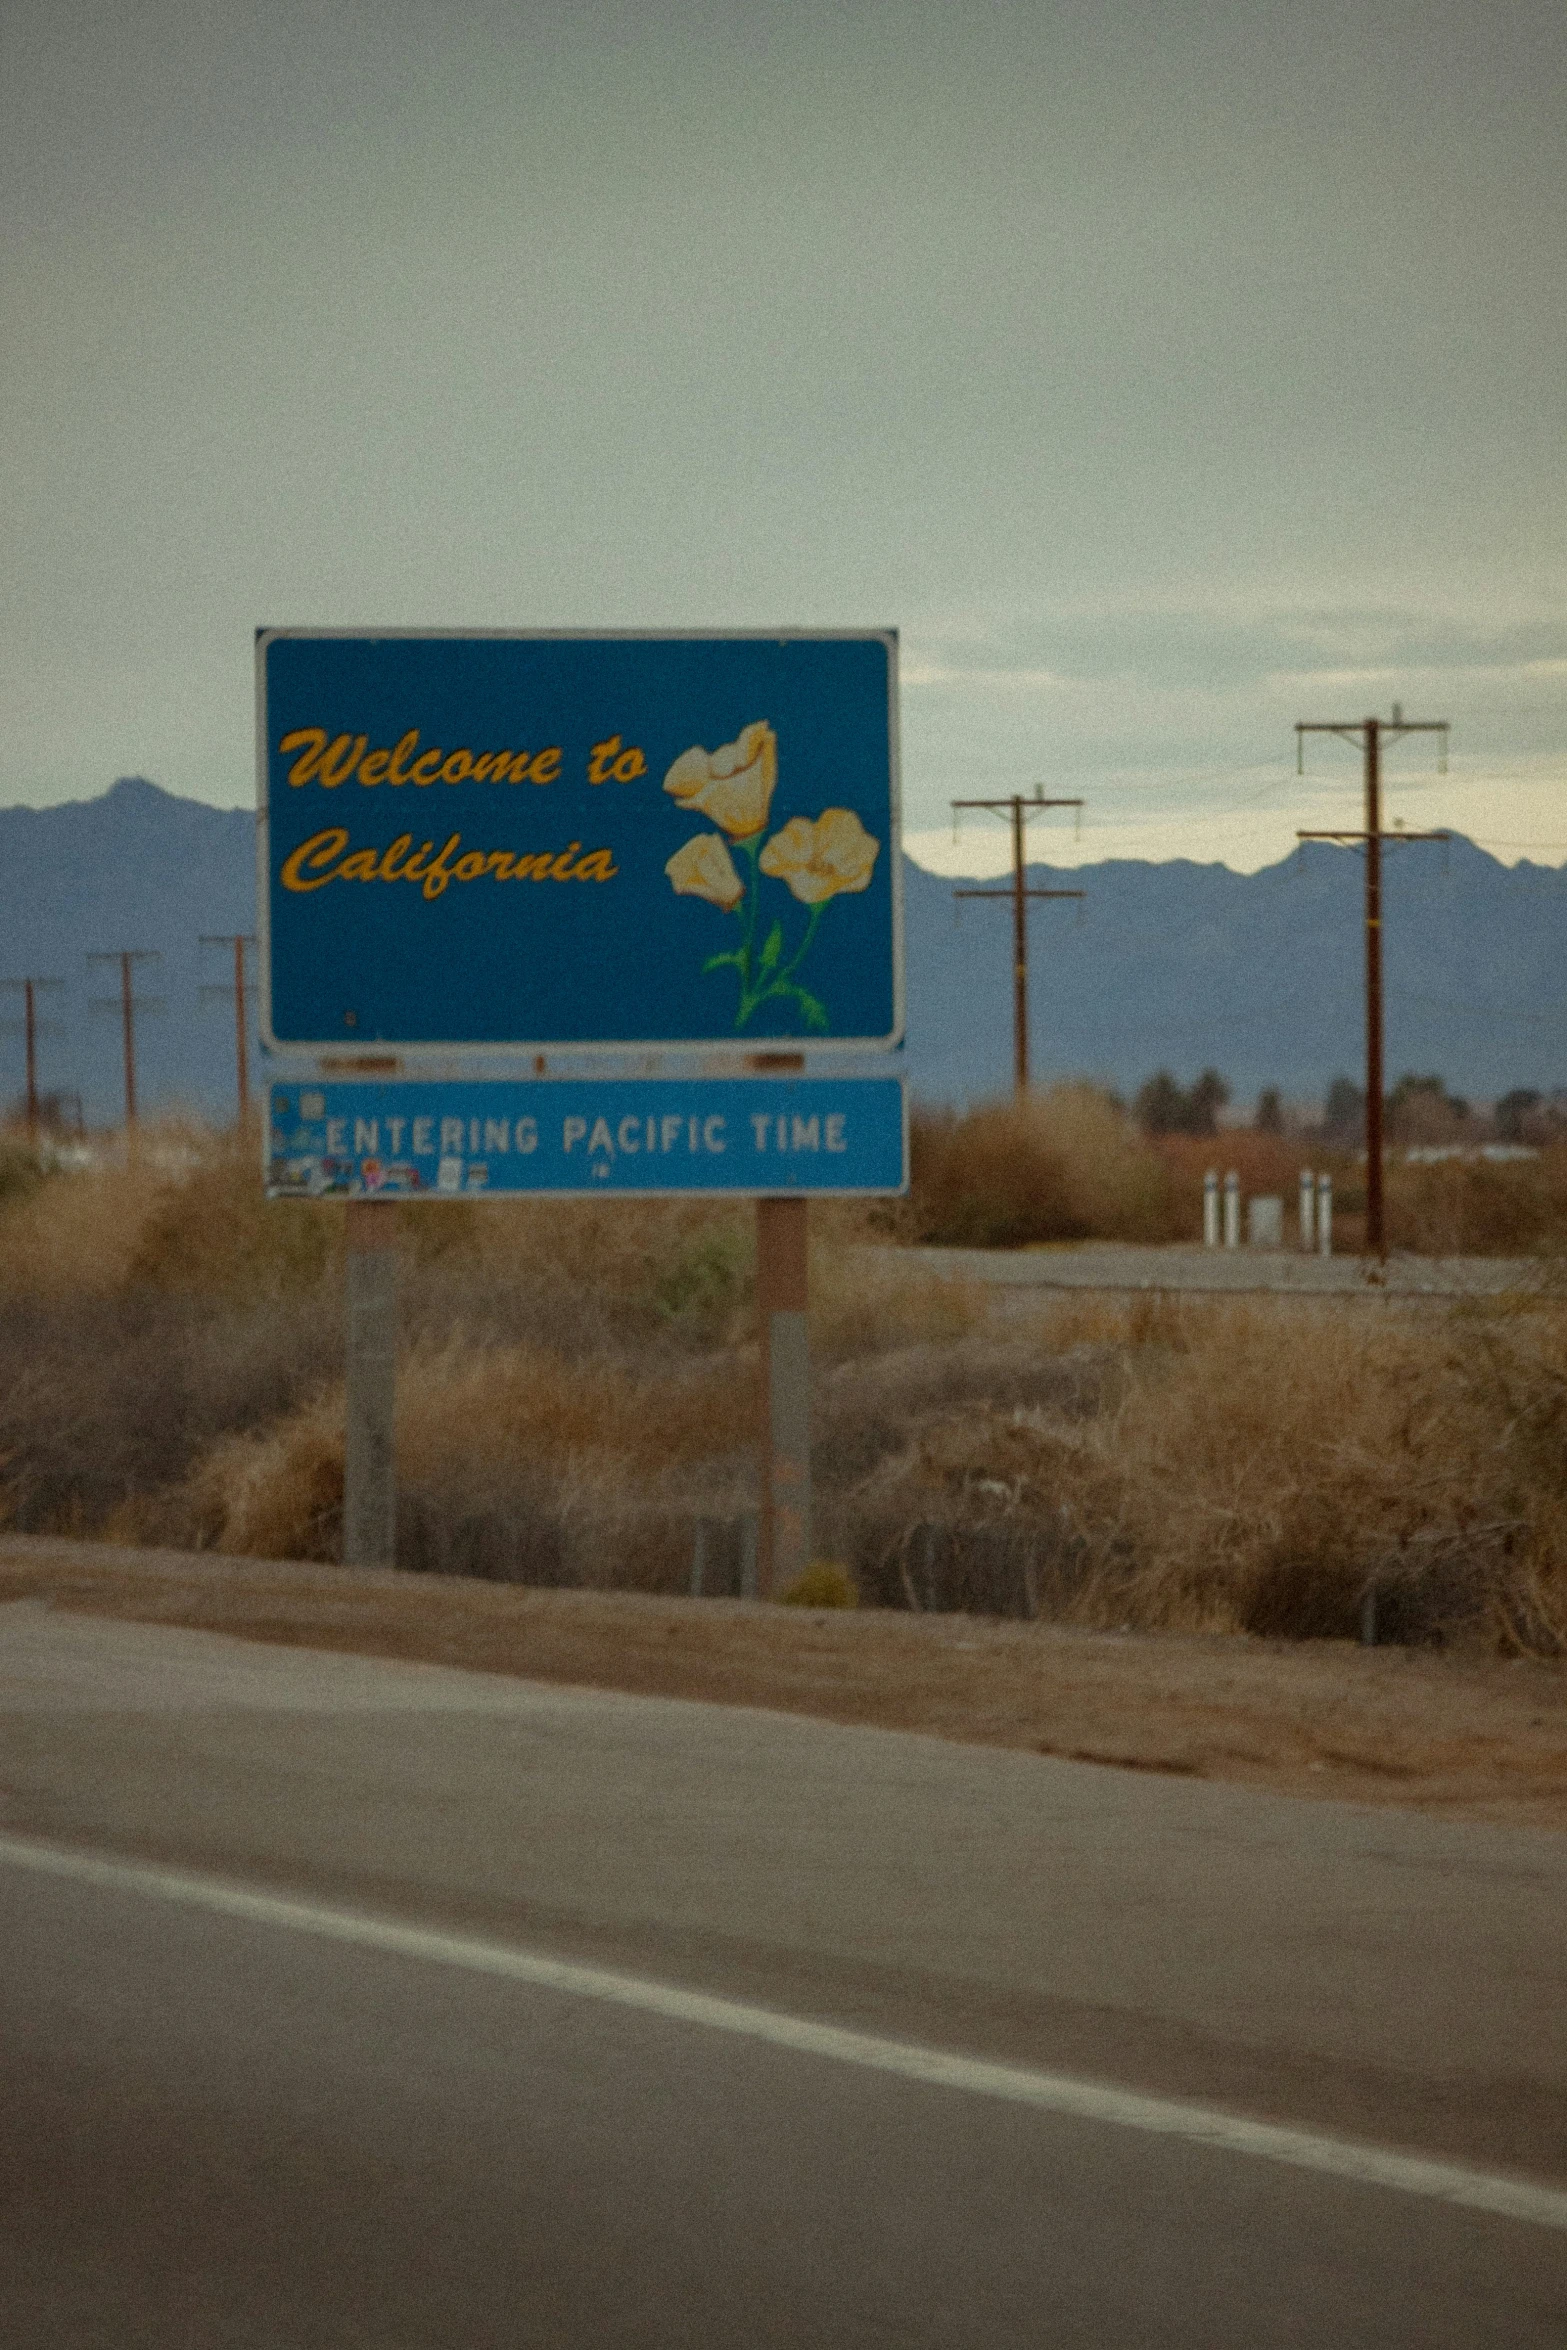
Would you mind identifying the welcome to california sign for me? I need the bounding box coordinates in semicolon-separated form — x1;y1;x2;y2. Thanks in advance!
257;631;901;1053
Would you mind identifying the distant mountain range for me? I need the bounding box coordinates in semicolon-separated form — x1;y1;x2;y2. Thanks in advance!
2;776;1565;1123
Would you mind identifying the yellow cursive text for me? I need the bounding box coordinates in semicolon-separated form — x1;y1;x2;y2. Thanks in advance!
279;829;620;902
279;728;563;789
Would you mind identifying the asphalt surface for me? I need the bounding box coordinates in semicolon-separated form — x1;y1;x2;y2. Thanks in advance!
898;1242;1548;1297
2;1602;1564;2346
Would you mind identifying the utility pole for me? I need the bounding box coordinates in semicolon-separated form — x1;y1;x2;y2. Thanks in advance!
0;976;64;1140
200;933;257;1118
1296;707;1449;1261
952;788;1085;1093
88;950;163;1134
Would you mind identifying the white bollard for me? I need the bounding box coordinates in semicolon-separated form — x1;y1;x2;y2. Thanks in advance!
1317;1172;1333;1257
1299;1168;1316;1252
1203;1169;1220;1248
1222;1169;1240;1249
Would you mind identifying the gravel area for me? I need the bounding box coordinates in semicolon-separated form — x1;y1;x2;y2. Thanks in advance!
2;1533;1563;1831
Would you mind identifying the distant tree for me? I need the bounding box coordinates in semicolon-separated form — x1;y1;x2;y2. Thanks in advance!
1134;1068;1231;1137
1322;1077;1365;1142
1187;1069;1230;1137
1134;1071;1186;1135
1254;1086;1283;1134
3;1088;83;1137
1385;1072;1469;1145
1494;1088;1543;1143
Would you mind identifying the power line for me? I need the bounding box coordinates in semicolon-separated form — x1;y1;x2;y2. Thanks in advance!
951;788;1085;1094
1296;707;1450;1261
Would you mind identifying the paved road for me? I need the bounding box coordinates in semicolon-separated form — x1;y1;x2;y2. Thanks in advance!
892;1242;1550;1299
2;1604;1564;2346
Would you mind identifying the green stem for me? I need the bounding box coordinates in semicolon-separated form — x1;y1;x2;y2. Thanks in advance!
732;838;767;1029
735;896;829;1030
774;899;826;988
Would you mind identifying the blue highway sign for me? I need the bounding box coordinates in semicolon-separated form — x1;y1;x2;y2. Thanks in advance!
258;631;901;1054
266;1076;907;1199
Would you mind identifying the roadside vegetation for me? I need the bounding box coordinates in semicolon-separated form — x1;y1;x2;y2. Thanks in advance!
2;1105;1566;1657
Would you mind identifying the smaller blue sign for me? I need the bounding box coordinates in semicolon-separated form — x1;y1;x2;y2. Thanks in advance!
266;1077;906;1199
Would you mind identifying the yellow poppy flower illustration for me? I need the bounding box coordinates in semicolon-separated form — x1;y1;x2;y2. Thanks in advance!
758;808;880;904
662;720;777;840
664;728;880;1035
664;832;744;910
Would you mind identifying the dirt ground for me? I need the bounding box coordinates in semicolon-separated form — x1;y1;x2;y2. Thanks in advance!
2;1531;1564;1832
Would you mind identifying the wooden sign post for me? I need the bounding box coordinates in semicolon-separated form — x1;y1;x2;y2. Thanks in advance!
756;1193;811;1599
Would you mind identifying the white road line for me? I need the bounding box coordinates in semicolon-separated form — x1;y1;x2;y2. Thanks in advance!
3;1831;1563;2235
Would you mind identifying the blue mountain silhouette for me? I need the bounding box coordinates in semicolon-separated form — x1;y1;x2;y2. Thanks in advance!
3;778;1563;1121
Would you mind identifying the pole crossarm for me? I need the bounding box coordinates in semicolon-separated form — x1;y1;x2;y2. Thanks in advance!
951;794;1085;818
1297;718;1449;775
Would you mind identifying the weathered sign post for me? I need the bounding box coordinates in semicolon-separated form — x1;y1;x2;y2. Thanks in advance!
756;1193;811;1595
257;631;904;1587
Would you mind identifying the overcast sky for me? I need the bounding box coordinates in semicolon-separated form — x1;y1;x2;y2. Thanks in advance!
2;0;1562;873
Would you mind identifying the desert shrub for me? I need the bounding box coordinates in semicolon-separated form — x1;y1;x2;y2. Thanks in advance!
838;1296;1567;1654
164;1334;750;1575
649;1225;751;1335
1385;1152;1567;1257
0;1138;44;1207
778;1561;858;1607
130;1126;337;1300
808;1241;983;1362
0;1140;173;1295
907;1086;1179;1247
0;1291;339;1535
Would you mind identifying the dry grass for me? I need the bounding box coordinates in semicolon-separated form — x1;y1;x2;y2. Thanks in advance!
3;1117;1567;1657
843;1292;1567;1654
905;1093;1567;1259
904;1086;1183;1247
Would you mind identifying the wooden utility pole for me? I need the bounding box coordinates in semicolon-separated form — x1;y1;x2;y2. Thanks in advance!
0;976;64;1139
88;949;163;1133
952;790;1084;1093
1296;709;1449;1261
201;933;257;1117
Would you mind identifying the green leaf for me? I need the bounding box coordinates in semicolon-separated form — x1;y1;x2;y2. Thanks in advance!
759;922;784;972
791;986;830;1033
703;951;742;974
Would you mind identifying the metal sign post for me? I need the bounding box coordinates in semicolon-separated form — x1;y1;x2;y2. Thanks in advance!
343;1200;398;1570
